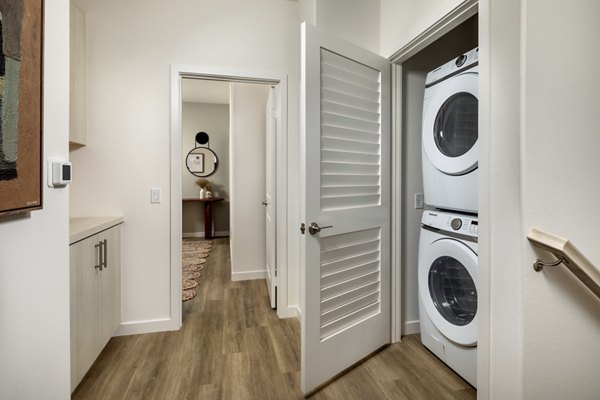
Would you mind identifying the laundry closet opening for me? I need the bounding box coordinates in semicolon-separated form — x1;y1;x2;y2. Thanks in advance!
395;11;479;386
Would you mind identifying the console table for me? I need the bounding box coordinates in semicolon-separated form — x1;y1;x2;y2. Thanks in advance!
182;198;224;239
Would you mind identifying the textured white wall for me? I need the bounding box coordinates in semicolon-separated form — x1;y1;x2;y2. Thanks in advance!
229;83;270;278
69;0;300;329
181;102;230;235
380;0;464;56
0;0;71;398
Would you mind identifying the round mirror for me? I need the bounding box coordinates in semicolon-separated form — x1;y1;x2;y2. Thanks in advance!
185;147;218;177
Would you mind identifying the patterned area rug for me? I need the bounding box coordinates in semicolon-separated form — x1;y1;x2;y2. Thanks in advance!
182;239;213;301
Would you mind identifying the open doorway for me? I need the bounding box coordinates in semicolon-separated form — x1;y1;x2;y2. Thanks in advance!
179;78;275;309
170;67;288;329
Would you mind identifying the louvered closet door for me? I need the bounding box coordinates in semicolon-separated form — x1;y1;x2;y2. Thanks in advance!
300;23;391;394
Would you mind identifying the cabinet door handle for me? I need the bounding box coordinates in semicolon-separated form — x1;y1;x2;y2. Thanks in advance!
102;239;108;269
95;243;102;270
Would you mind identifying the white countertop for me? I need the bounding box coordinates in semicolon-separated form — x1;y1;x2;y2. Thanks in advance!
70;216;124;244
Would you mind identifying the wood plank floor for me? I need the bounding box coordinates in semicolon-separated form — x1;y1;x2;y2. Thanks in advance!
72;238;476;400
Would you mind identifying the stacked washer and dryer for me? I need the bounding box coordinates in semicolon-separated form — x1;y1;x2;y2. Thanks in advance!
418;48;479;388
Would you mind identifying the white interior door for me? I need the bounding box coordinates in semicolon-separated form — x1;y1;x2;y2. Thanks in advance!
265;86;277;309
300;23;391;393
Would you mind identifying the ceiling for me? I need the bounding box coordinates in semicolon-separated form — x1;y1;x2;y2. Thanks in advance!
181;79;230;105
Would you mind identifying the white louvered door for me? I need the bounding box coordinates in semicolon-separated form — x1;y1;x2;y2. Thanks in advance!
300;23;391;394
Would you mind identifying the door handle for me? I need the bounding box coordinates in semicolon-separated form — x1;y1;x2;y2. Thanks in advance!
262;201;268;206
308;222;333;235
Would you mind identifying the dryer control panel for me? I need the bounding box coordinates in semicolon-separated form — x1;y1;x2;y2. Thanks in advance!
422;210;478;238
425;47;479;87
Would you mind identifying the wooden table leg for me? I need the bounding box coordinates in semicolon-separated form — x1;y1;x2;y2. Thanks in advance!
204;202;213;239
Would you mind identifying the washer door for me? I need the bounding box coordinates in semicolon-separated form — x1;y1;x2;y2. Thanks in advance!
419;238;478;346
423;72;478;176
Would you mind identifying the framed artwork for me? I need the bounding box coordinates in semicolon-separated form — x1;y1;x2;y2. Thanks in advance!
186;152;204;174
0;0;44;216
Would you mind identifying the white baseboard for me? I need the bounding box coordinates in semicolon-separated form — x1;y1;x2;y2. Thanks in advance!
114;317;180;336
231;269;267;281
277;304;301;320
402;319;420;336
182;230;230;238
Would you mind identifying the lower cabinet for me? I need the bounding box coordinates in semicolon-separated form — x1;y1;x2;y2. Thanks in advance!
70;224;121;392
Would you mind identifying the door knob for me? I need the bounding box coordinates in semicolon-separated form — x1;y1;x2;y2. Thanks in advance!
308;222;333;235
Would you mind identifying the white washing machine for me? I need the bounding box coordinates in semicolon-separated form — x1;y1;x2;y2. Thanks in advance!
422;48;479;213
418;210;478;388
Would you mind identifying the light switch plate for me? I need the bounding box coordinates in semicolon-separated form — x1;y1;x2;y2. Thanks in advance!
151;188;161;203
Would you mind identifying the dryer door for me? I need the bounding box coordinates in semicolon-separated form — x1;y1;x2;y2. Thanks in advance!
419;237;478;346
422;72;478;176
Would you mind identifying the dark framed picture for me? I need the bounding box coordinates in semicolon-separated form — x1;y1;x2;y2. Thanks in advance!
0;0;44;216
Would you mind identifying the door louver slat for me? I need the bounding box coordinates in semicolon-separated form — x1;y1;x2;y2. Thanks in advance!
321;150;380;164
321;50;379;80
322;137;380;154
322;88;379;113
320;281;380;314
322;125;380;144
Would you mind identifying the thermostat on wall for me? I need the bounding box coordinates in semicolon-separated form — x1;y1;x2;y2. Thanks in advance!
47;159;72;187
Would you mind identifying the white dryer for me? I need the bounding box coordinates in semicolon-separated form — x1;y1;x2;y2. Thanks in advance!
418;210;478;388
422;48;479;213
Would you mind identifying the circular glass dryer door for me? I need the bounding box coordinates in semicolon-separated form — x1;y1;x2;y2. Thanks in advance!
419;238;478;346
422;72;478;176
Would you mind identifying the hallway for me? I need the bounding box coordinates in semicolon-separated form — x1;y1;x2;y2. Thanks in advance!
72;239;475;399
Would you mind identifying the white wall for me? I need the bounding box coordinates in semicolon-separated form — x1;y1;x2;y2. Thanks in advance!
314;0;380;54
481;0;600;398
229;83;270;280
521;1;600;397
181;102;230;236
380;0;465;57
0;0;71;398
69;0;300;331
298;0;316;25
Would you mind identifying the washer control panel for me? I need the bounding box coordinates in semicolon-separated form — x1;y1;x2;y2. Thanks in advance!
422;211;478;238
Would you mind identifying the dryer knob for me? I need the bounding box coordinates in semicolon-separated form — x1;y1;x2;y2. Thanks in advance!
451;218;462;230
456;54;467;67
